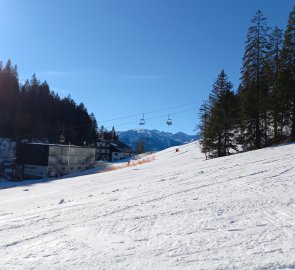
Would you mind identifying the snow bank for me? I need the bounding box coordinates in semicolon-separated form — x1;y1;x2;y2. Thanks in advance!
0;142;294;269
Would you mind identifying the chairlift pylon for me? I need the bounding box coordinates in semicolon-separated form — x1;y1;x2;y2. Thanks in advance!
139;113;145;125
166;114;172;125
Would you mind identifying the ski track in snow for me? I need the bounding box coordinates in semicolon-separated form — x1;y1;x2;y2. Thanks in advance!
0;142;295;269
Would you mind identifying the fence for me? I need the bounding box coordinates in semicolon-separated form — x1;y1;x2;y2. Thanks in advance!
97;155;156;173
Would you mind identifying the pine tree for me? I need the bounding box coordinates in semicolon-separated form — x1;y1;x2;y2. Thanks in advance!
240;10;270;149
199;70;239;158
0;60;20;137
280;6;295;141
198;101;210;159
266;26;284;142
111;126;118;140
98;125;106;140
89;113;99;142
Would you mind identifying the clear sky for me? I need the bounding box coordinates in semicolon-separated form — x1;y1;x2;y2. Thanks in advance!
0;0;293;135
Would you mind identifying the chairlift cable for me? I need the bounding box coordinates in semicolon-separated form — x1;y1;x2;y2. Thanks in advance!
7;103;199;141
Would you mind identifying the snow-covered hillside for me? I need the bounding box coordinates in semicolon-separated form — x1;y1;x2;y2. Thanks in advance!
0;142;295;269
117;129;198;152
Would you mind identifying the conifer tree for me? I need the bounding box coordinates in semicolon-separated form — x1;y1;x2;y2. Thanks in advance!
199;70;239;158
0;60;20;137
111;126;118;140
266;26;284;142
239;10;270;149
280;6;295;141
198;101;210;159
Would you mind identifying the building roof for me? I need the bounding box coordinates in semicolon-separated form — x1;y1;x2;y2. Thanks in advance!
97;140;134;153
19;143;95;149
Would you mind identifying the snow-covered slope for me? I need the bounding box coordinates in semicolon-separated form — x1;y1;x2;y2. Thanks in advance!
0;142;295;269
117;129;198;152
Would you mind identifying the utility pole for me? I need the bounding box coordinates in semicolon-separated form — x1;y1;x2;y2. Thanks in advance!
67;142;71;172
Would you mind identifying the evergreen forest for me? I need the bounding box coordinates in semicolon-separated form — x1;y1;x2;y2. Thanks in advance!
199;7;295;158
0;62;104;146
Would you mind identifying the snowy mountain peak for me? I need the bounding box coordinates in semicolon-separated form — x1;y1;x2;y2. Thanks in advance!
117;129;198;152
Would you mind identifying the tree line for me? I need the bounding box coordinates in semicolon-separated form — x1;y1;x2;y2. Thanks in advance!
199;7;295;158
0;61;101;146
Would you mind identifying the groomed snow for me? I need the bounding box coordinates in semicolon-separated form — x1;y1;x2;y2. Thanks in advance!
0;142;295;269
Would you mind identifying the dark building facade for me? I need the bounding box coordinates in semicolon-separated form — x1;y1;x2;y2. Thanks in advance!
16;143;96;178
96;140;133;161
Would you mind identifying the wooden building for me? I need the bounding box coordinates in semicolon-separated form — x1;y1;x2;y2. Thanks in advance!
96;140;133;161
16;143;96;178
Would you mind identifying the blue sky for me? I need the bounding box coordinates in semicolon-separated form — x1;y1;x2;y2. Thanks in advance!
0;0;293;135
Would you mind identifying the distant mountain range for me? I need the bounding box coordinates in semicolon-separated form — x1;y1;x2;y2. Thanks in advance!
117;129;198;152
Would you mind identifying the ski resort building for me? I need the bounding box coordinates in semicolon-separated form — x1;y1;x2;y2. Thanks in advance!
16;143;96;178
96;140;133;161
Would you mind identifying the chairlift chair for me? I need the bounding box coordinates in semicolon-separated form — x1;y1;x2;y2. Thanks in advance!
166;114;172;125
139;113;145;125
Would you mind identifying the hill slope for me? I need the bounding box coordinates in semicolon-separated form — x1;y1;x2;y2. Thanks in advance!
0;143;295;269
